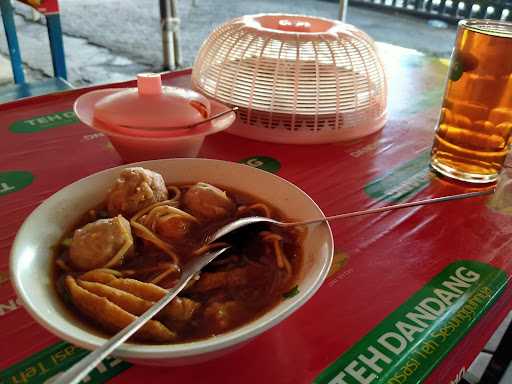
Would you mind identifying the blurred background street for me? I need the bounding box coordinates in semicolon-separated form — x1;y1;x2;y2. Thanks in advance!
0;0;457;86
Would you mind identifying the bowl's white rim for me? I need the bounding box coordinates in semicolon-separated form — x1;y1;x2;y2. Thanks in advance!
10;158;334;359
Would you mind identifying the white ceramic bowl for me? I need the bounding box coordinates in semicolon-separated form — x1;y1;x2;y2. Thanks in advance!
10;158;333;366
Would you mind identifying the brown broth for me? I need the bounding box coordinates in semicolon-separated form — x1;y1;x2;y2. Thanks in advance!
53;183;304;344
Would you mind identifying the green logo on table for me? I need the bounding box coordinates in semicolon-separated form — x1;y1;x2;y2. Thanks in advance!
239;156;281;173
10;110;79;133
365;150;432;202
315;260;507;384
0;171;34;196
0;341;131;384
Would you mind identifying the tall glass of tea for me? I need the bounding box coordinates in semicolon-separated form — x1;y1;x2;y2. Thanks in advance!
430;20;512;183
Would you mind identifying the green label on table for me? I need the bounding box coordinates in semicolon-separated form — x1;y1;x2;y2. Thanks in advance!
0;171;34;196
239;156;281;173
314;260;507;384
0;341;132;384
10;111;79;133
365;150;432;202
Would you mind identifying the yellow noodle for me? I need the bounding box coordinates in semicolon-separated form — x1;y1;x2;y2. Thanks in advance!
130;220;179;263
239;203;272;218
55;259;71;272
123;263;179;276
143;207;161;228
260;232;291;275
260;231;283;242
150;267;178;285
192;242;230;257
80;270;119;284
132;204;198;265
165;185;181;202
82;268;122;277
119;270;136;276
272;239;284;269
273;239;292;276
251;203;272;218
283;258;292;277
104;220;133;268
144;205;198;226
132;199;180;221
131;220;177;259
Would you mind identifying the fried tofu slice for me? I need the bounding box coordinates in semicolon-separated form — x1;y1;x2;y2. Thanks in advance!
189;267;251;293
78;279;152;316
64;275;175;342
80;269;119;284
108;277;167;301
107;278;200;322
163;297;200;322
79;273;199;322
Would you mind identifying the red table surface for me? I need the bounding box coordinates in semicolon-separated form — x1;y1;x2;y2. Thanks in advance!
1;44;511;383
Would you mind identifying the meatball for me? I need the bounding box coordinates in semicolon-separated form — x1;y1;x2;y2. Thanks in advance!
106;167;168;217
183;182;235;221
69;215;134;271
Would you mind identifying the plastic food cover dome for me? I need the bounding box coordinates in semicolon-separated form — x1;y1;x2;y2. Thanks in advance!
192;14;388;144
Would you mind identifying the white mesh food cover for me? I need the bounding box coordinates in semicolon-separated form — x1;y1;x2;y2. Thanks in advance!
192;14;388;144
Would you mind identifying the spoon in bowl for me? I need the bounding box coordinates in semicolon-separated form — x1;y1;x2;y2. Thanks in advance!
117;106;239;132
207;188;495;243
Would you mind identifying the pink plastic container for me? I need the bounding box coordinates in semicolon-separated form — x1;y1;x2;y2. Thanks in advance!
74;73;236;162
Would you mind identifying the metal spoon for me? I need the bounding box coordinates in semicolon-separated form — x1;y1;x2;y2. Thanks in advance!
117;106;239;131
208;189;495;242
52;246;230;384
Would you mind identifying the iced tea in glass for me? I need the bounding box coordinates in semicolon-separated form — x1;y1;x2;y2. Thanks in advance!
430;19;512;183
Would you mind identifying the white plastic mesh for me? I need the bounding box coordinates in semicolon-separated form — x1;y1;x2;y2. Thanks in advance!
192;14;388;143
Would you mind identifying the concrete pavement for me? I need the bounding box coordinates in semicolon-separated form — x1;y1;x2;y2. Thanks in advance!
0;56;12;85
0;0;457;86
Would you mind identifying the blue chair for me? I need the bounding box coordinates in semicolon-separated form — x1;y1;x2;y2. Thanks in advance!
0;0;72;102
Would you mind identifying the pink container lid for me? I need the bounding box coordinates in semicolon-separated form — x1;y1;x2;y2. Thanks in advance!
93;73;211;132
73;73;236;162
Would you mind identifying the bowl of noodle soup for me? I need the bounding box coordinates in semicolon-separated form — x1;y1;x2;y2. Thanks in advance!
10;158;333;366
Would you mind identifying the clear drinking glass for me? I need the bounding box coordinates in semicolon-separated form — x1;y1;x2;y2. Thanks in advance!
430;19;512;183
